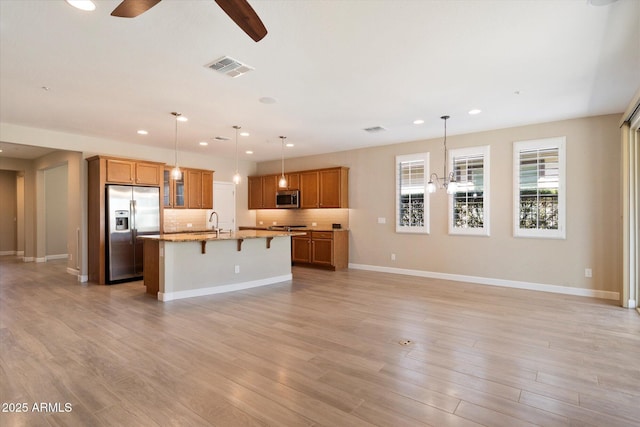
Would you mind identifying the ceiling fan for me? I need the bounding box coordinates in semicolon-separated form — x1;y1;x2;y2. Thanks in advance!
110;0;267;42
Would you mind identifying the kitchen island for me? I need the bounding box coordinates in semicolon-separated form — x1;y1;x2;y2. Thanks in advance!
139;230;302;301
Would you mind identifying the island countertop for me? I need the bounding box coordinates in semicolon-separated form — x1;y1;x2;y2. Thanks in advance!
139;229;305;242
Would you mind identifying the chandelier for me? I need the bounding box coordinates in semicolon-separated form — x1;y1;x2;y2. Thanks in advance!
427;115;457;194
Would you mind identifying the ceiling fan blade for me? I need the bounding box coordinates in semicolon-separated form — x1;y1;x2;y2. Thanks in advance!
111;0;162;18
214;0;267;42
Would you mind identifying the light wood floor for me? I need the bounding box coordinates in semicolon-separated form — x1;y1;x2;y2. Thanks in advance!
1;256;639;427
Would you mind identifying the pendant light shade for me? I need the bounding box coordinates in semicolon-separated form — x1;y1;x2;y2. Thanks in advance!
171;112;182;180
232;125;242;185
278;136;287;188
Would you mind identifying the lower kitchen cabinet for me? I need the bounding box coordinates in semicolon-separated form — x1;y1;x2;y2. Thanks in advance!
292;230;348;270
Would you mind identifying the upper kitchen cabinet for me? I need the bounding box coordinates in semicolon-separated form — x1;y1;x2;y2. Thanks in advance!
163;167;213;209
105;158;162;186
301;167;349;209
248;175;278;209
300;171;319;209
250;167;349;209
285;173;300;190
248;176;263;209
319;167;348;208
164;168;186;208
187;169;214;209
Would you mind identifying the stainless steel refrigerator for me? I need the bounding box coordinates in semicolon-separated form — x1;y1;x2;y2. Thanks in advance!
106;185;160;283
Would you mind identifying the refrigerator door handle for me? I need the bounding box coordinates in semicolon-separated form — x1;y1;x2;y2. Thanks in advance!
130;199;137;245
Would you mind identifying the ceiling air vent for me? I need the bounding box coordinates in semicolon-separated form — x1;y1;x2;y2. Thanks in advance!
214;136;231;141
363;126;386;133
205;56;254;78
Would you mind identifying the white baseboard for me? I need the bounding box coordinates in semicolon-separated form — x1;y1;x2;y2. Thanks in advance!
348;263;620;301
158;274;293;302
35;257;46;263
46;254;68;261
23;256;34;262
17;250;24;256
0;250;17;256
628;299;637;308
66;267;88;283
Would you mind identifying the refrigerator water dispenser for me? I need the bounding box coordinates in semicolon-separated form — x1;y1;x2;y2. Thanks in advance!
114;210;129;231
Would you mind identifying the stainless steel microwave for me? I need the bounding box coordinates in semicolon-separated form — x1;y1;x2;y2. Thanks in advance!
276;190;299;208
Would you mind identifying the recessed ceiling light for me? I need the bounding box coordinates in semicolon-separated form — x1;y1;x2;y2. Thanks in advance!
259;97;277;104
66;0;96;11
137;130;148;135
245;150;253;154
286;143;294;147
240;132;250;137
413;119;424;125
41;86;50;91
514;90;521;95
468;109;482;115
177;116;188;122
199;141;208;146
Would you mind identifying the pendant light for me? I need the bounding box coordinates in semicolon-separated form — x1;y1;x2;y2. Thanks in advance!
232;125;242;185
170;112;182;180
427;115;457;194
278;136;287;188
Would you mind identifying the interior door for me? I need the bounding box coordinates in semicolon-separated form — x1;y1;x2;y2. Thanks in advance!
213;181;236;231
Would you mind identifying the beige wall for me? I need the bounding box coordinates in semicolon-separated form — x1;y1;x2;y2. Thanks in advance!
44;164;68;257
258;114;622;296
0;170;17;253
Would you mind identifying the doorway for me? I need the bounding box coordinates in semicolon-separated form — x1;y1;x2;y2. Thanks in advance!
213;181;236;231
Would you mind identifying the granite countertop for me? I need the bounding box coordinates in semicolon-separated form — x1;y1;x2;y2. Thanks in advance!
139;229;305;242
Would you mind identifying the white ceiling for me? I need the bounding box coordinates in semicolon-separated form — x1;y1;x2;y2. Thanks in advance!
1;0;638;162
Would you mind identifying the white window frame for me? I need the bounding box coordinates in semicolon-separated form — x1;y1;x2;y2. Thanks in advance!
513;137;566;239
448;145;490;236
396;153;429;234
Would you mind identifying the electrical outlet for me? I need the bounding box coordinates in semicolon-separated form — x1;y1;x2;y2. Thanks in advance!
272;221;277;225
259;221;263;225
378;217;386;224
235;265;240;274
391;253;396;261
186;223;192;228
585;268;592;278
312;222;317;226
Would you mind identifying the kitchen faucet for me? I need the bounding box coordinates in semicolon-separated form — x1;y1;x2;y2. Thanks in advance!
209;211;219;237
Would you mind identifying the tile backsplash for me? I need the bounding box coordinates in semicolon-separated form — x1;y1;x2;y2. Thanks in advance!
163;209;210;232
255;209;349;230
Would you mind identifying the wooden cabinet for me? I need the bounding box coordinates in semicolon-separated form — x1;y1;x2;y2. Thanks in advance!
106;158;161;185
187;169;213;209
87;155;164;285
286;173;300;190
164;168;186;208
319;168;348;208
250;167;348;209
292;231;312;263
262;175;278;209
300;171;319;208
292;230;348;270
248;176;263;209
165;168;213;209
248;175;278;209
311;231;334;266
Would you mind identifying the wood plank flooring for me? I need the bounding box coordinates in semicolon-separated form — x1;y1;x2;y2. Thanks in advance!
1;256;639;426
